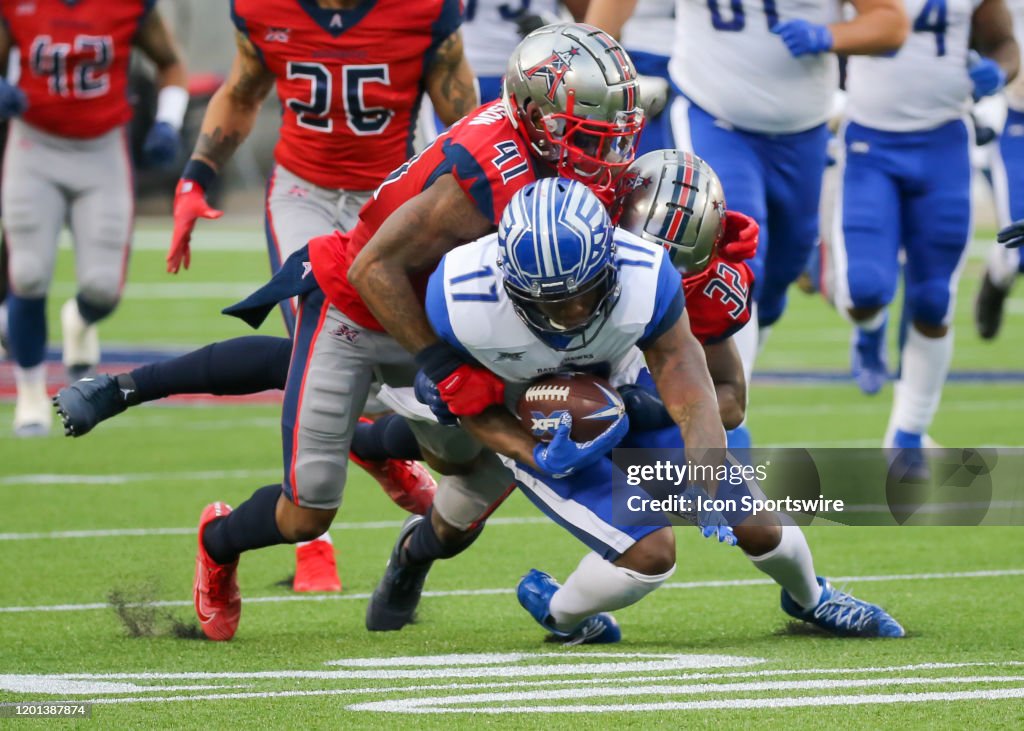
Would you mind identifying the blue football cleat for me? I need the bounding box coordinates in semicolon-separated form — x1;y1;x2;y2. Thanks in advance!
850;327;888;395
890;429;930;483
782;576;905;638
53;374;128;437
517;569;621;645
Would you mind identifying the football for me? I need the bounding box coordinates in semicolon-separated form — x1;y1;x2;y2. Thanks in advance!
516;372;625;443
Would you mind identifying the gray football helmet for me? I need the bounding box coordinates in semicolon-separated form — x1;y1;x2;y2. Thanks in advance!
616;150;726;274
503;23;644;194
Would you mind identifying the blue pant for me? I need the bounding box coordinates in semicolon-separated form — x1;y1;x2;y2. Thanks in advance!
838;119;971;327
510;420;676;561
630;50;672;156
999;108;1024;273
671;96;830;327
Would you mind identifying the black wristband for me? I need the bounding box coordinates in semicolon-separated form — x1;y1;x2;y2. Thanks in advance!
414;341;466;385
181;159;217;190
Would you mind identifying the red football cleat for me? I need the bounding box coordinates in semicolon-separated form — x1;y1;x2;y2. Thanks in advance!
350;418;437;515
193;502;241;641
293;538;342;593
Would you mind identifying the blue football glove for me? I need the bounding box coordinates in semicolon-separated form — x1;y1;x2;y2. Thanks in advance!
997;220;1024;249
0;78;27;119
617;384;673;431
533;411;630;479
771;20;833;57
414;369;459;426
681;484;738;545
968;53;1007;100
141;121;181;169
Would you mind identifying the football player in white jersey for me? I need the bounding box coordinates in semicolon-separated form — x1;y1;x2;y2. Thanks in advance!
367;175;905;642
460;0;573;104
588;0;908;450
832;0;1018;476
975;0;1024;338
585;0;677;153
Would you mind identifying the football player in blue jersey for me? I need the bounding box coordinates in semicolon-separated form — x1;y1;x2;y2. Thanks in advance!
367;174;905;643
832;0;1018;477
587;0;910;450
975;3;1024;340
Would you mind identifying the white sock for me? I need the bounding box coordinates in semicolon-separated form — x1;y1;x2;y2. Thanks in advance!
14;363;47;389
986;241;1020;290
733;303;759;386
297;531;332;549
548;552;675;633
892;327;953;435
756;324;773;357
745;526;821;609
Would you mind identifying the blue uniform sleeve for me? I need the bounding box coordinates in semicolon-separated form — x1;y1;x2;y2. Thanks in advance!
636;251;686;351
442;139;496;223
425;260;472;357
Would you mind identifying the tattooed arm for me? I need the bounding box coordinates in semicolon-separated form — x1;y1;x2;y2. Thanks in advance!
349;173;493;353
190;31;275;171
134;8;187;91
425;30;479;126
644;310;727;495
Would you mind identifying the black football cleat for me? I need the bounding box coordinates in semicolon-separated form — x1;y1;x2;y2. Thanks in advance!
366;514;433;631
974;272;1010;340
53;374;128;437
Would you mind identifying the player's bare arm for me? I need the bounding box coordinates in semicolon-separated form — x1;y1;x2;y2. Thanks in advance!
192;32;275;172
460;405;545;471
643;309;727;490
703;338;746;431
561;0;591;22
426;30;479;126
583;0;638;39
831;0;909;55
349;174;493;353
972;0;1020;82
134;9;187;90
0;22;11;76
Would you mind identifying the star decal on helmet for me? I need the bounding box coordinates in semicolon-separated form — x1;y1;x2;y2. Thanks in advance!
524;46;581;102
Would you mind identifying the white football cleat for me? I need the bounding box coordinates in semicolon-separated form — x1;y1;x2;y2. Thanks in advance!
13;367;51;438
61;298;100;381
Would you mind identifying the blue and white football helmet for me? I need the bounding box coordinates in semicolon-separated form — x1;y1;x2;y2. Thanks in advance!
497;177;620;350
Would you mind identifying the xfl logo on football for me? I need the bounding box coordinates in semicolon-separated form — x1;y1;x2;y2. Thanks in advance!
531;410;568;438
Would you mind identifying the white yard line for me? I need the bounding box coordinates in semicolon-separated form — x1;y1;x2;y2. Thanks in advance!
0;469;282;486
1;568;1020;615
349;676;1024;713
48;282;264;301
357;688;1024;714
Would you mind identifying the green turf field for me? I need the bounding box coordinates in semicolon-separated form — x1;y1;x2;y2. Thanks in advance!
1;221;1022;728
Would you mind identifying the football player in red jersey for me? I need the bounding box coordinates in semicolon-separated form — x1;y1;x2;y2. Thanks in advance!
164;0;475;593
158;23;645;641
0;0;186;438
166;0;475;306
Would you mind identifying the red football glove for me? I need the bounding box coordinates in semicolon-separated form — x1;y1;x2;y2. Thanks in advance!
437;364;506;417
168;179;223;274
718;211;759;263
